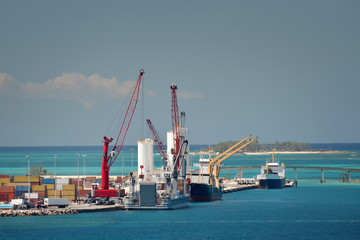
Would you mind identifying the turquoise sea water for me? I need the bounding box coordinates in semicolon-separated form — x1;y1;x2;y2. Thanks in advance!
1;143;360;239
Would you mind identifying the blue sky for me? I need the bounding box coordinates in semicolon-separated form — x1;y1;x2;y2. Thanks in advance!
1;0;359;146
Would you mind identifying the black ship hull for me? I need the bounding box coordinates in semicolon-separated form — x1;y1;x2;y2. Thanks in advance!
190;183;223;202
258;178;285;189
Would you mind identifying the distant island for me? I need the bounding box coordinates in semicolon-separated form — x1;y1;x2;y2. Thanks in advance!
196;141;346;155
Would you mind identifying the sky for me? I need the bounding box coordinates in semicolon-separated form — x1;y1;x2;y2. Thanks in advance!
0;0;359;146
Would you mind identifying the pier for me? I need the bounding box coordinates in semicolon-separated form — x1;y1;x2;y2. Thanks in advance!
222;166;360;185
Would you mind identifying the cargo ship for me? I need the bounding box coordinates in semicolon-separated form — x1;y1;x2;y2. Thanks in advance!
189;157;223;202
190;183;222;202
257;151;286;189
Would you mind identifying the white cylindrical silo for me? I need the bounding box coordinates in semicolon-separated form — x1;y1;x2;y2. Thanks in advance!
167;131;174;168
137;139;154;178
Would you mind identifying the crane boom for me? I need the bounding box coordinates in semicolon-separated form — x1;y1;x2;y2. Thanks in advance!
170;83;180;159
96;69;144;197
109;69;144;166
146;119;167;163
208;135;251;177
213;137;258;188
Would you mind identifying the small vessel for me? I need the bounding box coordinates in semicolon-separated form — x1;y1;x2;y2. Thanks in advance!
257;151;286;189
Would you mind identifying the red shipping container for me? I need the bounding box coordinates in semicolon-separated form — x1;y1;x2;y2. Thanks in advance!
115;176;122;183
79;190;91;197
35;192;46;198
0;186;15;193
70;179;83;186
0;193;9;202
86;176;96;182
31;182;39;186
0;175;9;178
8;192;14;201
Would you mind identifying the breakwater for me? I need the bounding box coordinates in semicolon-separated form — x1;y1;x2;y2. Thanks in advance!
0;208;78;217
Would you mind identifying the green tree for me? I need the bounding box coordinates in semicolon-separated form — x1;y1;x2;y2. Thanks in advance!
27;162;48;176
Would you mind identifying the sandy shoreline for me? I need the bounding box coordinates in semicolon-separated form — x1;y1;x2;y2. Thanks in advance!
194;150;354;156
244;150;352;155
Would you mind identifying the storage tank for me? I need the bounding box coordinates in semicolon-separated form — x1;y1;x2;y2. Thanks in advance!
167;131;174;168
137;139;154;179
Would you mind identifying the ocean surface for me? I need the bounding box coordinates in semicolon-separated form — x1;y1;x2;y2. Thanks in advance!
1;143;360;239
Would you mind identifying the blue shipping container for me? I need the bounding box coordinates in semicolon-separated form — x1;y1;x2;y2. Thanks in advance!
42;178;55;184
16;185;29;191
95;179;102;184
16;190;27;197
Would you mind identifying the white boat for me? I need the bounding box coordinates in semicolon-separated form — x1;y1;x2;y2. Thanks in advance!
257;151;286;189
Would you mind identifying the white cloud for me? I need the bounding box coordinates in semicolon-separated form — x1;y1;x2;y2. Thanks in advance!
20;72;135;100
0;72;19;92
0;72;149;109
177;90;204;100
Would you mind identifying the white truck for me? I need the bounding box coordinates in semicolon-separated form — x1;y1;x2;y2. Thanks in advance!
10;199;29;209
43;198;69;208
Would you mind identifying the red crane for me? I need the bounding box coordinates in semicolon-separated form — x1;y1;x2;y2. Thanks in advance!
170;83;180;168
94;69;144;198
146;119;167;163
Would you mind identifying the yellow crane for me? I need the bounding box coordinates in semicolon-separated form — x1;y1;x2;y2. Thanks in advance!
207;135;251;186
213;136;258;188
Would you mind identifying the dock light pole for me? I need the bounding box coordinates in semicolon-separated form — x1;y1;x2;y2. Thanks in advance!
77;153;80;202
130;148;135;172
82;154;86;189
26;156;30;203
54;155;57;198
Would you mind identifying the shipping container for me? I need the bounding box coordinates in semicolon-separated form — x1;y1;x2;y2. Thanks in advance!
62;184;76;191
79;189;91;197
32;185;46;192
0;193;9;202
48;190;61;197
23;193;39;199
5;182;32;187
62;190;76;196
16;185;30;191
43;184;55;190
0;186;15;193
115;176;122;183
0;175;10;178
34;192;46;198
86;176;96;182
56;178;70;184
70;180;83;186
41;178;55;184
16;190;27;198
44;198;68;207
0;178;11;184
13;176;40;183
95;179;102;184
84;182;92;189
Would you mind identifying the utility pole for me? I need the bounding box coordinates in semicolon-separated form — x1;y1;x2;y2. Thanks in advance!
54;155;57;198
26;156;30;203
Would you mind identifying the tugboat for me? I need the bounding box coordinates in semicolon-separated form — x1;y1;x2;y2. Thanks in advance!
257;150;286;189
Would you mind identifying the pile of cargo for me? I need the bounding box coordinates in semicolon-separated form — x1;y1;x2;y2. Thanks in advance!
0;175;125;204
